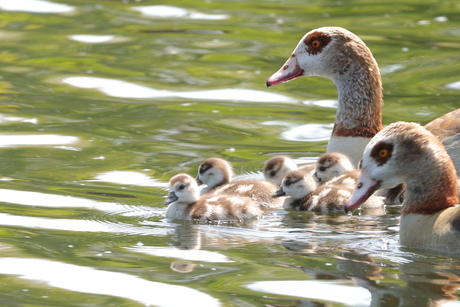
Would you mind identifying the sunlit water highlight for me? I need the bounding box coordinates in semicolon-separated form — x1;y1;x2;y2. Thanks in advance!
62;76;296;103
0;258;221;307
0;0;74;13
0;134;79;147
132;5;228;20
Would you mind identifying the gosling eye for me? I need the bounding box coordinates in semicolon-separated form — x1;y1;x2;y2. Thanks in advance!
285;179;292;187
178;184;186;191
270;170;277;177
319;166;326;172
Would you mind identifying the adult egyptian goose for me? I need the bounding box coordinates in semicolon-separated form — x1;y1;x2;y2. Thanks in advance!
196;157;282;209
164;173;262;221
266;26;460;171
345;122;460;254
263;155;315;186
274;170;383;211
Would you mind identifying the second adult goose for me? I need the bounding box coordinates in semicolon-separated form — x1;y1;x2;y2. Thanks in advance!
345;122;460;255
266;26;460;171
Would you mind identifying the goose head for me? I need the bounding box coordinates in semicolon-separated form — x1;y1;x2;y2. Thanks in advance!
196;157;233;189
345;122;459;213
165;173;200;205
266;27;379;87
273;170;317;200
315;152;355;183
264;155;298;185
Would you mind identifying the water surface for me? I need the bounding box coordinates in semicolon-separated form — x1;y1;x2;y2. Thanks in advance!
0;0;459;306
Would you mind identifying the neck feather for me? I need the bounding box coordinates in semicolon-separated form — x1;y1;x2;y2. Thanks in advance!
332;61;383;138
401;161;458;215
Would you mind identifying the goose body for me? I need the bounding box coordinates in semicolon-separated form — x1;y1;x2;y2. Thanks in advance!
263;155;315;186
266;26;460;171
197;157;282;209
274;170;383;211
165;173;262;222
345;122;460;254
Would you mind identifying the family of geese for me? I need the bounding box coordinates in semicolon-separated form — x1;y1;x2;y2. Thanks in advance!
164;27;460;255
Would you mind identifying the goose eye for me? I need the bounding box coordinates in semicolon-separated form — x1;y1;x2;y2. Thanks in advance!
178;184;186;190
378;149;388;158
311;40;321;48
285;180;292;187
270;170;277;177
319;166;326;172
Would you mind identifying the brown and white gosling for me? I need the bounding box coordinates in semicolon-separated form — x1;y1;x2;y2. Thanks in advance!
314;152;359;185
263;155;315;186
345;122;460;255
274;170;383;211
164;173;262;222
196;157;282;209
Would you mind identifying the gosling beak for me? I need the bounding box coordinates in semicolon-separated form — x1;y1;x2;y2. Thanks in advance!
345;169;381;213
272;187;286;198
313;172;321;183
164;191;178;206
266;55;304;87
195;176;203;185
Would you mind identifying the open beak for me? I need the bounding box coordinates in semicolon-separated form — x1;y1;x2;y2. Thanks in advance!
345;169;381;213
164;191;178;206
272;187;286;198
266;55;304;87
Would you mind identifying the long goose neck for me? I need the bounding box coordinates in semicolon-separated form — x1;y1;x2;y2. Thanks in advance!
332;56;383;137
402;156;458;216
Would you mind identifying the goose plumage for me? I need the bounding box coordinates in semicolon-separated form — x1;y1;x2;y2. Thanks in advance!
165;173;262;221
196;157;282;209
266;26;460;171
345;122;460;255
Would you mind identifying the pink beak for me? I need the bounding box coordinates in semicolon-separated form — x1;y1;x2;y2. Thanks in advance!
266;55;304;87
345;169;381;213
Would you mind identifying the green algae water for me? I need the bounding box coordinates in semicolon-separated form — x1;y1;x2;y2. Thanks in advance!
0;0;458;306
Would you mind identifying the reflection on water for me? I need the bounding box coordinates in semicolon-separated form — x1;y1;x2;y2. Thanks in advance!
62;76;296;103
93;171;168;188
0;0;74;13
132;5;228;20
68;35;116;44
280;123;333;142
0;258;221;307
128;245;233;263
1;0;460;306
247;280;372;306
0;134;79;147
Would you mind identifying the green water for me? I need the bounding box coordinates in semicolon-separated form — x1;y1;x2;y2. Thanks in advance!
0;0;459;306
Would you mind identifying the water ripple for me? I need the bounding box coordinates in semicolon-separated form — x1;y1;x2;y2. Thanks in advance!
0;257;221;307
0;134;79;147
132;5;228;20
62;76;296;103
247;280;371;306
0;0;74;13
127;245;234;263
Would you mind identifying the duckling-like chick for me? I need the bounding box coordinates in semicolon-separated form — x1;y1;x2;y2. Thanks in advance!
275;170;383;211
196;157;282;209
315;152;355;183
273;170;347;211
264;155;315;186
345;122;460;255
164;173;262;222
